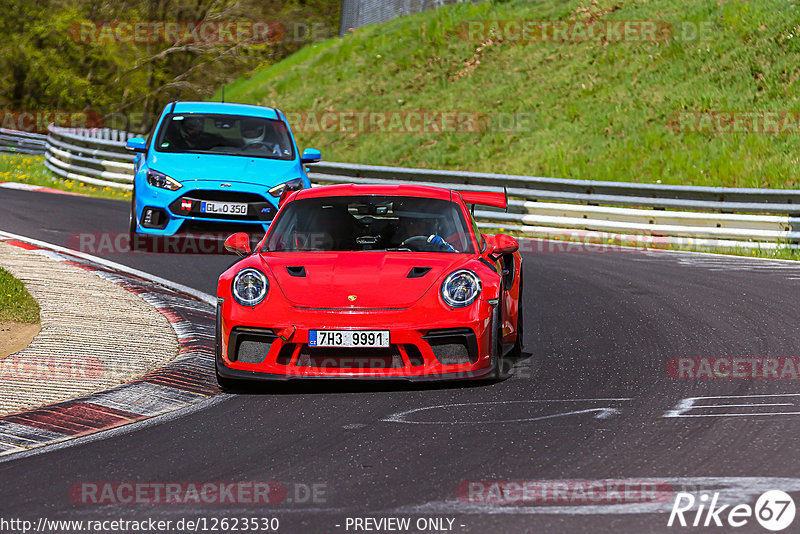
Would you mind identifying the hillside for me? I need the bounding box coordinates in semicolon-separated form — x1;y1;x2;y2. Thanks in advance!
217;0;800;189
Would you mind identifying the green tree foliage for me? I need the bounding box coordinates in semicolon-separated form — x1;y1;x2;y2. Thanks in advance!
0;0;340;133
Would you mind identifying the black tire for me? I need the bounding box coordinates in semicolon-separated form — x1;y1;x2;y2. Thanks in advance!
128;197;137;241
490;306;511;380
490;336;512;380
510;271;524;359
128;194;147;252
214;303;240;391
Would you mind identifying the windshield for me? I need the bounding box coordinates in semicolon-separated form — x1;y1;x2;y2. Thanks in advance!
263;196;474;253
154;113;295;160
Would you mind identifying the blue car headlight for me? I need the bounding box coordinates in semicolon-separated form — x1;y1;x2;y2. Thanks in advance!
232;268;268;306
146;169;182;191
268;177;303;197
441;270;482;308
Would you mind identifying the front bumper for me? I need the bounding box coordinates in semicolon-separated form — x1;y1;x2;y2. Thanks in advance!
134;181;281;236
216;299;496;381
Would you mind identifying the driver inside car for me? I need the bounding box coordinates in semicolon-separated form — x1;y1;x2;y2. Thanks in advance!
394;215;456;252
240;119;281;155
170;116;231;151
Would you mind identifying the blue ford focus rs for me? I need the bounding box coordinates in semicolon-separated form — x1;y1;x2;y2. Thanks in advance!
126;101;321;239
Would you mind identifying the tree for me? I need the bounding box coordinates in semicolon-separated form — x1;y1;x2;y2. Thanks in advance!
0;0;340;133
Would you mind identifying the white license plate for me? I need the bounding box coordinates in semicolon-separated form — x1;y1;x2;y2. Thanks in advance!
200;201;247;215
309;330;390;348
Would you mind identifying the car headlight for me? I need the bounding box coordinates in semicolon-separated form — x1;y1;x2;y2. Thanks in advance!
441;269;482;308
232;268;268;306
269;178;303;197
146;169;182;191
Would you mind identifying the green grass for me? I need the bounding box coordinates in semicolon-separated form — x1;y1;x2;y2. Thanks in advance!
0;268;39;323
631;243;800;260
217;0;800;189
0;154;130;200
494;227;800;260
716;243;800;261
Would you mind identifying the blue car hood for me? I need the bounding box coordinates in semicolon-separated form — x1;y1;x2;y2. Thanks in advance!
148;152;300;186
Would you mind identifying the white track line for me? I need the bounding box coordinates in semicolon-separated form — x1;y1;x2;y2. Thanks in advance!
0;229;225;463
0;229;215;305
523;236;800;264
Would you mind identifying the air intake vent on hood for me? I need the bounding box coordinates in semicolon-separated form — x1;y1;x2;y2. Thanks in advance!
407;267;431;278
287;266;306;277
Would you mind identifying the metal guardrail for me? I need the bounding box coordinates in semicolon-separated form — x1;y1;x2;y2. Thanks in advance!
310;162;800;214
6;125;796;249
44;125;137;191
0;129;47;155
308;162;800;249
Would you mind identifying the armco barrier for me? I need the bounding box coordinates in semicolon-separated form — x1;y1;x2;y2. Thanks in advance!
0;129;47;155
307;162;800;249
23;126;800;249
44;125;137;190
309;162;800;214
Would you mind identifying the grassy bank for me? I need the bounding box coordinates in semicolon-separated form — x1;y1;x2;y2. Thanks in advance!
0;154;129;200
0;268;39;323
219;0;800;189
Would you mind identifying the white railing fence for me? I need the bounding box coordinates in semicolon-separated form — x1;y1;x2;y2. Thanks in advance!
3;126;798;250
44;125;137;191
0;129;47;155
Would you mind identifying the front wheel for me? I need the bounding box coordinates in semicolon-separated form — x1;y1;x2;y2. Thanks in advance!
490;337;512;380
128;197;137;241
128;195;147;252
510;271;524;359
489;306;511;380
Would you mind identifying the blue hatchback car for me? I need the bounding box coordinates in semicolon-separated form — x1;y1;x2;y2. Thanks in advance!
126;101;321;239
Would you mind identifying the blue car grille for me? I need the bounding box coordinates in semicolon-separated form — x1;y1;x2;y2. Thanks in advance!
168;190;276;221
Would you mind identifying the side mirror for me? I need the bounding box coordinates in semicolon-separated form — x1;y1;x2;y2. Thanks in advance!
125;137;147;153
224;232;252;257
300;148;322;164
489;234;518;259
278;187;294;207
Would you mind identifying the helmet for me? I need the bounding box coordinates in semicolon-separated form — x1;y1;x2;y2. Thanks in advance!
179;117;204;142
241;119;265;145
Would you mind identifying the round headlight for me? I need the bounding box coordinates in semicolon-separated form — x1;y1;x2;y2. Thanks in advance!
441;269;482;307
232;268;268;306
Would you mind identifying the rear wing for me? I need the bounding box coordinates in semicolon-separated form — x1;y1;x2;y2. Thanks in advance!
455;189;508;211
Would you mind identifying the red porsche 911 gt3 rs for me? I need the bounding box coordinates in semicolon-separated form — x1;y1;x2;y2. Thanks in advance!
215;184;523;386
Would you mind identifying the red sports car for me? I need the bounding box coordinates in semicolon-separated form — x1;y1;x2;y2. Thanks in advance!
215;184;523;386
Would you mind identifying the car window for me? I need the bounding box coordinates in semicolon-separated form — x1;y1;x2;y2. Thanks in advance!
153;113;295;160
469;210;485;252
263;196;475;253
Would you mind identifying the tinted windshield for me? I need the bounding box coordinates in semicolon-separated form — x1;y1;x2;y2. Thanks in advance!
154;113;295;160
263;196;474;253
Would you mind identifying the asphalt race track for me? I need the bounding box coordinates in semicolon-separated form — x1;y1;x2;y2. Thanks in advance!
2;186;800;533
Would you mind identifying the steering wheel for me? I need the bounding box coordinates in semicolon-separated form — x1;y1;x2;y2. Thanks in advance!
243;142;270;151
357;216;376;228
399;235;455;252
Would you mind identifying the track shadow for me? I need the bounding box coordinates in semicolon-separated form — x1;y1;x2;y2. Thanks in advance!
222;377;492;396
220;349;537;396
